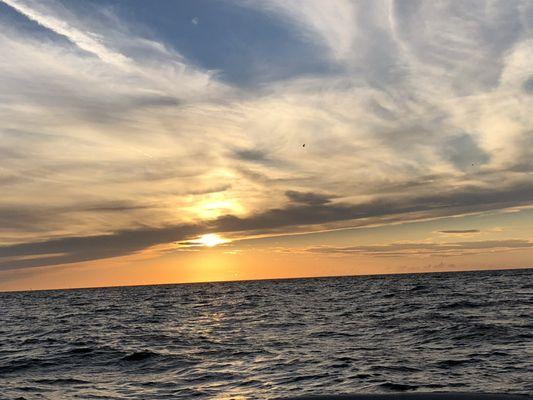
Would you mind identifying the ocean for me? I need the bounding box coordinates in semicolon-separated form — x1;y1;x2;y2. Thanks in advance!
0;269;531;399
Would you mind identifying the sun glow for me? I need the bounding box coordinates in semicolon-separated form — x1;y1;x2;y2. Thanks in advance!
185;187;246;220
194;199;244;219
196;233;228;247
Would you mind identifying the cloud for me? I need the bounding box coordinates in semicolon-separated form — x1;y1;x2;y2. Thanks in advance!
0;0;131;68
209;181;533;235
232;148;272;164
439;230;480;234
284;190;332;205
0;0;532;275
0;175;533;269
441;134;490;171
306;239;533;257
246;0;356;61
522;76;533;94
1;178;533;270
0;224;203;270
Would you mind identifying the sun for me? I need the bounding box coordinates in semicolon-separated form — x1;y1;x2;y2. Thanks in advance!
196;233;227;247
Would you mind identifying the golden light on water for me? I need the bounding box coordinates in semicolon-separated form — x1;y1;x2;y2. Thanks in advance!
196;233;227;247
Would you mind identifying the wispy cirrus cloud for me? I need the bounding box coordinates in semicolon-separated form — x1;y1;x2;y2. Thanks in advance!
243;0;357;61
1;0;131;68
0;0;532;277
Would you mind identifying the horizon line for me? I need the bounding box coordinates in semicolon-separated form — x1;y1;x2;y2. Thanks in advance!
2;266;531;295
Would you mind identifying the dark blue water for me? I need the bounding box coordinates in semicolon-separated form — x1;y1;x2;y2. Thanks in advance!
1;269;531;399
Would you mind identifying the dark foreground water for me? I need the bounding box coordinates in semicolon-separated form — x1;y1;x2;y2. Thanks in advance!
1;269;532;399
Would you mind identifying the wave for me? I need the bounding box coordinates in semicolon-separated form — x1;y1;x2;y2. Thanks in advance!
121;351;158;362
0;268;531;399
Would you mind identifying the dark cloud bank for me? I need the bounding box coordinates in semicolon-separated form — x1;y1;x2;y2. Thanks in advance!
1;179;533;271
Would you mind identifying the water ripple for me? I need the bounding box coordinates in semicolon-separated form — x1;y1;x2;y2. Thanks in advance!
0;269;531;399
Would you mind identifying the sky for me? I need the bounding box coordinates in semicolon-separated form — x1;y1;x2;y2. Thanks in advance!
0;0;532;291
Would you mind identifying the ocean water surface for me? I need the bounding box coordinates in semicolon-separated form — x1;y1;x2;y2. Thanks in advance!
0;269;531;399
